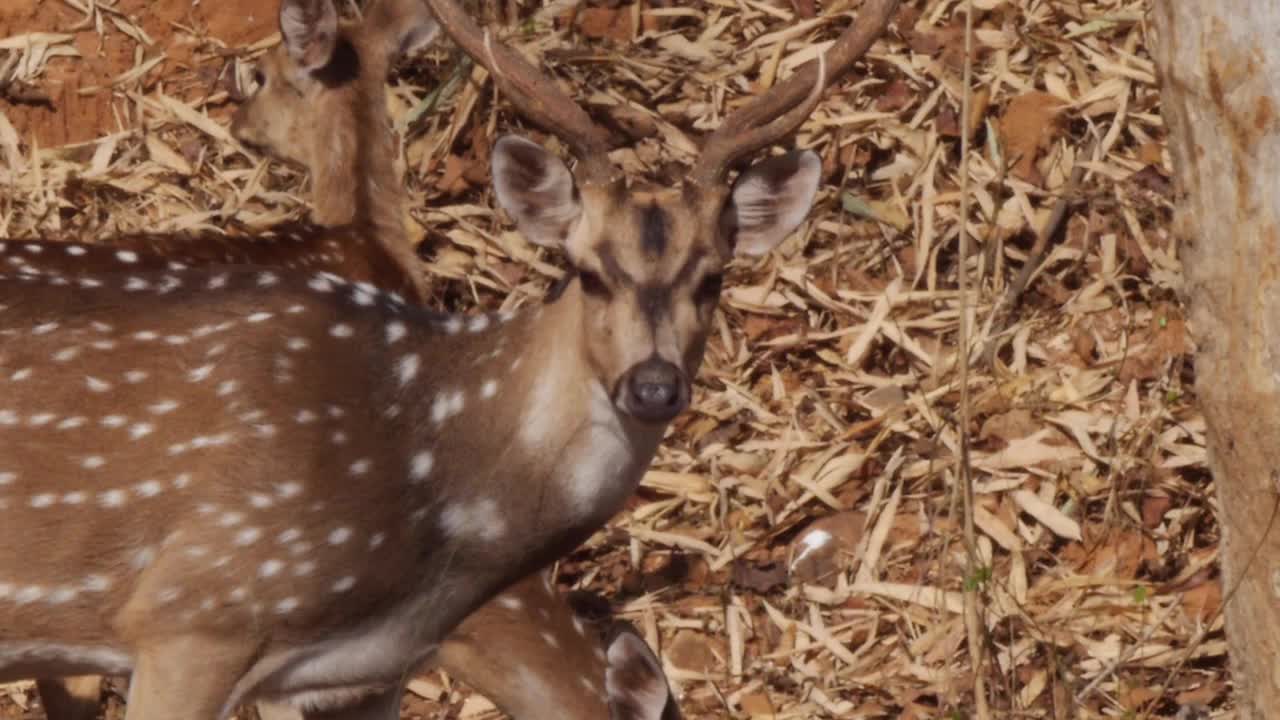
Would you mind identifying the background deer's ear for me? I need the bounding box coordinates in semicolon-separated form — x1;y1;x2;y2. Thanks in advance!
719;150;821;256
364;0;441;67
605;623;680;720
492;136;584;250
279;0;340;72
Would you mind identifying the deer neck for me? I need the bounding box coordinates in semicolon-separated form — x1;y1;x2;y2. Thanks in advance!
307;83;423;299
397;284;666;568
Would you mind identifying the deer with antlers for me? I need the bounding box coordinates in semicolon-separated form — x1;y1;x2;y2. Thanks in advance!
10;0;681;719
0;0;897;716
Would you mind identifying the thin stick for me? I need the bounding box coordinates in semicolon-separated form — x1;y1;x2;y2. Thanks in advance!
956;1;990;718
981;136;1097;366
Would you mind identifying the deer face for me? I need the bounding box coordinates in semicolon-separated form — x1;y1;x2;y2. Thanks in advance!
492;136;821;425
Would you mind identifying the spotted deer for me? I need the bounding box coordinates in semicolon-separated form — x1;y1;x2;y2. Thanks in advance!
12;0;679;717
0;0;896;716
13;0;435;305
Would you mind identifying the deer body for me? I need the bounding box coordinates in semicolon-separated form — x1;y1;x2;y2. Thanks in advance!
0;253;656;716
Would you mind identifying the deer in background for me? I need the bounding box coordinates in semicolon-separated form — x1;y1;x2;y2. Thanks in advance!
10;0;680;718
17;0;433;304
0;0;897;716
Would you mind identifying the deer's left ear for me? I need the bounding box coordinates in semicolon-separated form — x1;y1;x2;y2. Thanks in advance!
719;150;821;256
605;624;680;720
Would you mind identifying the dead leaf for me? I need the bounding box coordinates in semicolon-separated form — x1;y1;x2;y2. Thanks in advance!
999;91;1066;185
731;559;788;593
577;6;634;43
666;630;724;672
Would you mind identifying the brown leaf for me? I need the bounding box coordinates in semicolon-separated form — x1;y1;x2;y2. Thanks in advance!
788;0;816;19
1141;493;1172;528
731;559;788;593
978;408;1040;444
1179;578;1222;623
435;154;471;195
577;6;634;43
999;91;1066;185
787;511;866;584
666;630;724;672
740;694;776;718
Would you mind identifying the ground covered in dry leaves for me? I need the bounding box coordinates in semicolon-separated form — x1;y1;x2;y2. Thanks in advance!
0;0;1219;718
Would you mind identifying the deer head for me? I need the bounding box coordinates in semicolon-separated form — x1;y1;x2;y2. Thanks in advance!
425;0;899;426
230;0;439;229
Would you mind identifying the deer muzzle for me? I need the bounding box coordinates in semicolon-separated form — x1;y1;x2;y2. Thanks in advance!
619;357;689;423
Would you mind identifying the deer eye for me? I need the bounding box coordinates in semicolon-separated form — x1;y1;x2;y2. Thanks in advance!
696;273;723;301
578;270;611;298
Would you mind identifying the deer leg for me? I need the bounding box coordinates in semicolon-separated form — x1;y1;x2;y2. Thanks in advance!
36;676;102;720
255;701;303;720
303;688;403;720
254;686;402;720
122;636;256;720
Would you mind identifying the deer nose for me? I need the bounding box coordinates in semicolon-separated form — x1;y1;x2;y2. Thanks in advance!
624;358;686;422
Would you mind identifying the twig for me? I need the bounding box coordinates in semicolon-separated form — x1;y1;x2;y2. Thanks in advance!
980;136;1098;367
956;1;990;718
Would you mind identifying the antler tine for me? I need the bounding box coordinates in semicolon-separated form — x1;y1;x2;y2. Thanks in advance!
424;0;621;187
690;0;900;189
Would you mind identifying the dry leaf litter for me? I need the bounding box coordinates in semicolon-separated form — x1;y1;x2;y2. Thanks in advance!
0;0;1219;718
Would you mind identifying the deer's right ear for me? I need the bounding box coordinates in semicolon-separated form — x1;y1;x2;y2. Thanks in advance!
492;136;584;249
605;624;679;720
365;0;441;66
279;0;340;72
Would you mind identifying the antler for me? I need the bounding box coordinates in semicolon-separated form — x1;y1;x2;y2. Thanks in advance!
689;0;901;188
424;0;622;187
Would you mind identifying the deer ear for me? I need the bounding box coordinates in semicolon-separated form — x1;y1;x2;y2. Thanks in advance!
492;136;584;250
605;624;678;720
720;150;821;256
279;0;340;73
364;0;441;66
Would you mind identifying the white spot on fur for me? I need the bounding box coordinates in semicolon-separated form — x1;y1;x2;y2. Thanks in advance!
397;354;420;386
29;494;56;508
149;400;180;415
330;323;354;338
98;490;126;507
135;480;162;498
440;498;506;541
430;389;465;425
333;576;357;593
386;321;406;344
480;379;499;399
259;559;285;578
409;451;434;482
116;250;138;263
328;527;353;545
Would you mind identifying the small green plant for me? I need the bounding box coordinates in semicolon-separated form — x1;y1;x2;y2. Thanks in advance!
963;565;992;592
